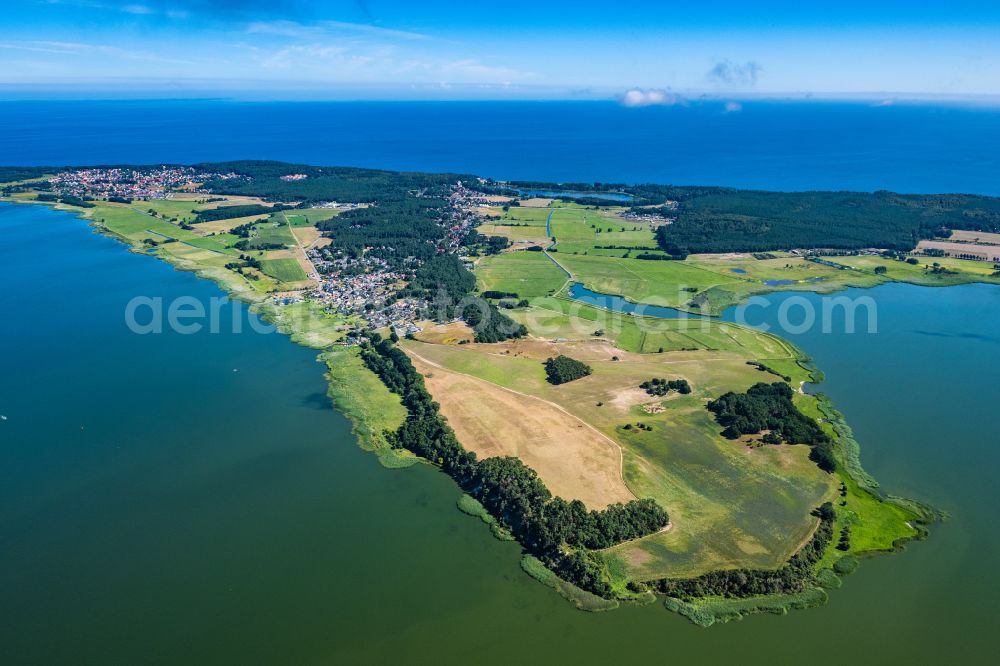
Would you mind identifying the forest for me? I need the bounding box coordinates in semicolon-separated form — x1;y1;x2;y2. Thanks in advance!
0;166;54;184
469;176;1000;253
194;160;469;204
653;189;1000;252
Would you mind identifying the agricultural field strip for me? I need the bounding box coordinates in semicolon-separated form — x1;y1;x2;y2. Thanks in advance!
280;211;320;284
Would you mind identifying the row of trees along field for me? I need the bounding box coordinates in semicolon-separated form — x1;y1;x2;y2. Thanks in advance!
654;502;835;598
708;382;836;472
359;334;669;597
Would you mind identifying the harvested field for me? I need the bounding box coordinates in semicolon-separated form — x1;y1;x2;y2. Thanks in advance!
520;197;554;207
291;225;322;248
403;337;835;578
407;349;635;508
414;321;474;344
916;239;1000;261
948;229;1000;245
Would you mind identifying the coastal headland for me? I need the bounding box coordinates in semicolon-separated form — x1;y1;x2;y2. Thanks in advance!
3;161;985;624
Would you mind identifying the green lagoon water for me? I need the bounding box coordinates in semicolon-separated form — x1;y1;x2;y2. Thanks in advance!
1;202;998;664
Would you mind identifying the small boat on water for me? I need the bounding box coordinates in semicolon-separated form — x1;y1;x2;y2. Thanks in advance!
1;415;7;421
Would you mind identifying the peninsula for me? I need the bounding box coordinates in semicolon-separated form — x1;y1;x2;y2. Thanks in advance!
5;161;992;625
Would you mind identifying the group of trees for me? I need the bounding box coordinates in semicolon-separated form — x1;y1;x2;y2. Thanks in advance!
708;382;827;444
463;230;510;255
359;334;669;597
655;502;835;599
640;378;691;396
36;193;94;208
746;361;792;382
707;382;836;473
462;299;528;343
0;167;53;184
544;355;593;385
409;256;527;343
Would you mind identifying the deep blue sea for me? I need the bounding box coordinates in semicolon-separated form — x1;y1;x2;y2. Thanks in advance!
2;99;1000;194
3;100;1000;663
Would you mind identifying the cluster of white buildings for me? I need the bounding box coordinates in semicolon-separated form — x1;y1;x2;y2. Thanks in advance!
306;250;426;330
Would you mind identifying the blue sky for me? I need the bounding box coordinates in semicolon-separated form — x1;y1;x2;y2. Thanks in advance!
3;1;1000;98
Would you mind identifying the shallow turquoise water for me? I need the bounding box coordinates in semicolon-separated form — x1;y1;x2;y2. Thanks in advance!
2;203;999;663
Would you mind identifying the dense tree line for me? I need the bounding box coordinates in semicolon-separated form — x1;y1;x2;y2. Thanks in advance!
634;252;683;261
194;203;284;223
544;355;593;385
0;166;54;184
653;189;1000;253
655;503;835;599
359;335;669;597
36;193;94;208
195;160;469;204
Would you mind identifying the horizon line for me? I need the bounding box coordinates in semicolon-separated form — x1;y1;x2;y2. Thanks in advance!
1;81;1000;105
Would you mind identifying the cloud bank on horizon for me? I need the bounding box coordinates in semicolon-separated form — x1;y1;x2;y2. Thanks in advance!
620;89;685;107
2;1;1000;98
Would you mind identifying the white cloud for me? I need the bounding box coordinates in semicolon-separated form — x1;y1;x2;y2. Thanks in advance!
620;88;684;107
724;101;742;112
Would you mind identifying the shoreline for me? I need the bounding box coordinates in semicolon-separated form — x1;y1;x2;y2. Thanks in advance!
0;194;941;624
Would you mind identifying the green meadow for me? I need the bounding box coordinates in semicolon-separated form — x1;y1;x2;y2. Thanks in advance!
476;250;568;297
477;205;552;243
549;206;658;254
260;257;308;282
